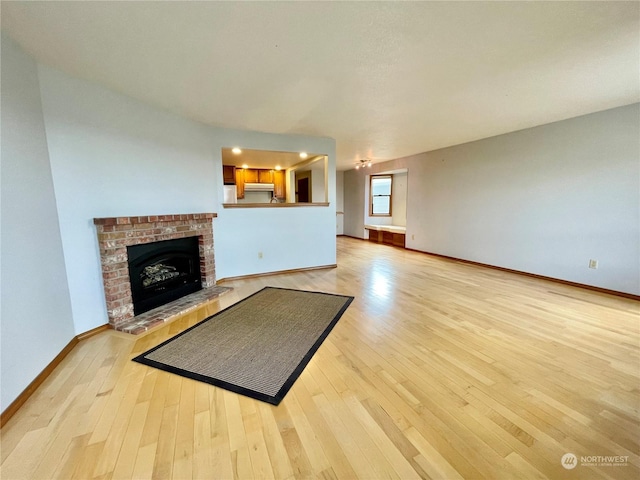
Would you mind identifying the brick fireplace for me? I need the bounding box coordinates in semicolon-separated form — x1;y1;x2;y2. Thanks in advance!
93;213;218;329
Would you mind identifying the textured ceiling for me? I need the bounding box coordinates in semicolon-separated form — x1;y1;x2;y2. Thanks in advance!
2;1;638;170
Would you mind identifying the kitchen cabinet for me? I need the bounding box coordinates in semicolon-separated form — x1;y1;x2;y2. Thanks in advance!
273;170;286;199
243;169;258;183
223;165;236;185
258;170;273;183
233;168;281;200
235;169;245;199
237;168;275;184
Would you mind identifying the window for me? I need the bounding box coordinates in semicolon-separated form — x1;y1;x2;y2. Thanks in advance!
370;175;392;216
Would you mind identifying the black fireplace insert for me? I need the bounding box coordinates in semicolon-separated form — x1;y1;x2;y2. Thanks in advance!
127;236;202;315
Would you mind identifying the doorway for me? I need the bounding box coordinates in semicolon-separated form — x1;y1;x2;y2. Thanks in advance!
297;177;310;202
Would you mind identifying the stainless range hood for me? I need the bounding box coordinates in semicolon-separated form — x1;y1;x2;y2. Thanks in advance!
244;182;275;192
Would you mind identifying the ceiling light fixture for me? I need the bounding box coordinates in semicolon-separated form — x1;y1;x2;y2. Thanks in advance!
241;164;248;169
300;152;308;159
355;159;373;170
275;165;282;171
232;147;242;154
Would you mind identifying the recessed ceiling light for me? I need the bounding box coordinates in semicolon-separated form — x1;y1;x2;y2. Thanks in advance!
299;152;308;159
242;164;248;169
275;165;282;171
232;147;242;154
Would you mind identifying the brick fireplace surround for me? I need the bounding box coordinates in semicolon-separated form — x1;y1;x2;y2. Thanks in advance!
93;213;228;333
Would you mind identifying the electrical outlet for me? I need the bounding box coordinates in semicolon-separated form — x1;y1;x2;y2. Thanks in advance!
411;234;415;240
589;259;598;269
258;252;263;259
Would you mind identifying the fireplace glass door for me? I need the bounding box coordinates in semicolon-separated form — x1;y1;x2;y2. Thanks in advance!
127;236;202;315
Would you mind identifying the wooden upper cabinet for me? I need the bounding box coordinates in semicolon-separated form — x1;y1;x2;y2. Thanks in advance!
258;170;273;184
223;165;236;185
237;168;274;184
273;170;286;199
235;169;245;199
243;169;259;183
233;168;280;200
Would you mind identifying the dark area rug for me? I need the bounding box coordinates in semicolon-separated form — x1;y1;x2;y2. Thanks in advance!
132;286;354;405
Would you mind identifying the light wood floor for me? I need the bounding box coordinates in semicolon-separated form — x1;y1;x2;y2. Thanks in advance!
2;237;639;480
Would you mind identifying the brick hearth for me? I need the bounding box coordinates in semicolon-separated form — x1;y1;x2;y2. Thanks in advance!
113;286;230;334
93;213;219;330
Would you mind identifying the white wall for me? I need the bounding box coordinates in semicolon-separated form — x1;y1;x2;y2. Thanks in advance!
38;65;221;334
311;163;326;203
37;64;336;333
343;169;367;238
1;38;76;411
345;104;640;295
213;135;336;280
391;172;408;227
336;171;344;234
